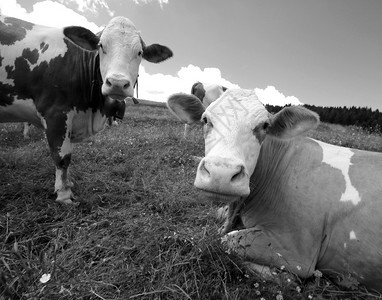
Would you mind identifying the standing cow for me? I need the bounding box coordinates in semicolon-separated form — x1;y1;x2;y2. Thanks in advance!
0;15;172;203
167;82;226;138
168;89;382;293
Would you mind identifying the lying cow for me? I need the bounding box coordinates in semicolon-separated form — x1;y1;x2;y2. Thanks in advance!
167;82;226;138
168;89;382;292
0;15;172;203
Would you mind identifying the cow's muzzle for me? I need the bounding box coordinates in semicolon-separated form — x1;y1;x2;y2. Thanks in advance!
104;97;126;119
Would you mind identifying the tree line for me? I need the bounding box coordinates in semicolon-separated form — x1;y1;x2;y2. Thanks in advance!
266;104;382;134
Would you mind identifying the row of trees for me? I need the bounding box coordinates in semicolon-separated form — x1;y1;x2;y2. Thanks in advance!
266;104;382;134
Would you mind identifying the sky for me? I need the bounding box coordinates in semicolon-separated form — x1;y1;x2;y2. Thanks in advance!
1;0;381;110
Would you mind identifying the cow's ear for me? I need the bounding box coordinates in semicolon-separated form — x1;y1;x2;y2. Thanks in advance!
63;26;100;51
268;106;319;139
167;93;205;125
142;43;173;63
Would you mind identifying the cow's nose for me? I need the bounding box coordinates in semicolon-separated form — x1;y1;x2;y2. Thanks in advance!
105;77;130;90
199;160;245;184
195;157;250;197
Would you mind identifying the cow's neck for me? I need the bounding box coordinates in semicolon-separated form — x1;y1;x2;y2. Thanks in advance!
239;136;302;228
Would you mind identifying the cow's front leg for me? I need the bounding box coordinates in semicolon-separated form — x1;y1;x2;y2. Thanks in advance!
45;113;75;204
222;228;315;278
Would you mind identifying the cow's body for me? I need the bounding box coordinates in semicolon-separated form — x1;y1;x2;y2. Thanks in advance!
168;89;382;292
0;15;172;203
167;82;226;138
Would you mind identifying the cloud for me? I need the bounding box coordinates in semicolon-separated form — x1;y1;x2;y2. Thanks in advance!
137;64;240;102
133;0;169;9
255;86;303;106
138;64;302;107
57;0;114;17
0;0;102;32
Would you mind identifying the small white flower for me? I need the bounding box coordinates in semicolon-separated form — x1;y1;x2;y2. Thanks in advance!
296;286;301;293
280;265;285;270
40;273;51;283
313;270;323;277
296;265;302;271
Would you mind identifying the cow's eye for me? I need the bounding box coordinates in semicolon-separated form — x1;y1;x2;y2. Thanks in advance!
138;50;143;56
203;117;208;124
262;121;270;130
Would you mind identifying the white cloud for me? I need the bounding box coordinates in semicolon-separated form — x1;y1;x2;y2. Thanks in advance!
137;64;240;102
0;0;102;32
138;64;302;107
255;85;303;106
133;0;169;9
57;0;114;17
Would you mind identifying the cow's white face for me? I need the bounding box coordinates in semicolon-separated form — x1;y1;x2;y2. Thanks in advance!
98;17;142;100
195;89;269;202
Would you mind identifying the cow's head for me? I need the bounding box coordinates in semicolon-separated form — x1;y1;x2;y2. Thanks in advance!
64;16;172;118
168;89;319;203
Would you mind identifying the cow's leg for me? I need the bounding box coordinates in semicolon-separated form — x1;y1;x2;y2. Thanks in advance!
45;113;74;204
23;123;31;139
183;124;191;138
222;228;315;278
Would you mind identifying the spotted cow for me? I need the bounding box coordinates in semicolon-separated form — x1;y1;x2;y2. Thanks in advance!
168;89;382;292
167;82;227;138
0;15;172;203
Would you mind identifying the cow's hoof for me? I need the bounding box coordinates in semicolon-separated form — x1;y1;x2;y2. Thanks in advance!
56;188;75;204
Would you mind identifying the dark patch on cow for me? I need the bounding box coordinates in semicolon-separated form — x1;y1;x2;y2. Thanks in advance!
0;17;33;45
63;26;100;51
22;48;39;64
40;42;49;53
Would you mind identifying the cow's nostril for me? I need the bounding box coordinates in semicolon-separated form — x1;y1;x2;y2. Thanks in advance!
231;165;245;182
199;160;210;176
106;78;112;87
123;81;130;89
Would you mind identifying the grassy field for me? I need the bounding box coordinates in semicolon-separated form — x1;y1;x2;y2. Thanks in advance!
1;103;382;300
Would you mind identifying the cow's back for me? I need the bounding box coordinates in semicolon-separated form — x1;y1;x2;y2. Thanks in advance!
0;16;67;126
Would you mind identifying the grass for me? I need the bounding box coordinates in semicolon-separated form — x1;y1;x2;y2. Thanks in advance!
1;103;382;300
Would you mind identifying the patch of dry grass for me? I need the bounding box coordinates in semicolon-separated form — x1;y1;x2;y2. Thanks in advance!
1;105;381;299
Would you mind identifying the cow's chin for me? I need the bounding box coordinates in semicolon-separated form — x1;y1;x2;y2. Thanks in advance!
104;96;126;119
197;189;242;204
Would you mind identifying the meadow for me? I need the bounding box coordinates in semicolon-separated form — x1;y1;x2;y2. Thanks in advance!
1;102;382;300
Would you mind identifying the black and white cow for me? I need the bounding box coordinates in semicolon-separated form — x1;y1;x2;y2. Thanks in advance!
167;82;226;138
168;89;382;293
0;15;172;203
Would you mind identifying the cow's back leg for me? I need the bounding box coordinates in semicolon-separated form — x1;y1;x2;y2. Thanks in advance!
22;123;31;139
45;113;75;204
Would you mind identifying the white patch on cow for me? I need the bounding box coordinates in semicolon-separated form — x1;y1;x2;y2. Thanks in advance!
349;230;357;240
55;168;64;192
0;22;67;85
59;111;74;158
316;140;361;205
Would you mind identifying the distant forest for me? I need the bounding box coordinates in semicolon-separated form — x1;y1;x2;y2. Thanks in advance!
266;104;382;134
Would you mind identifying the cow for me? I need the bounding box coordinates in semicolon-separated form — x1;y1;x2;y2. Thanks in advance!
0;15;172;203
167;82;227;138
167;89;382;293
